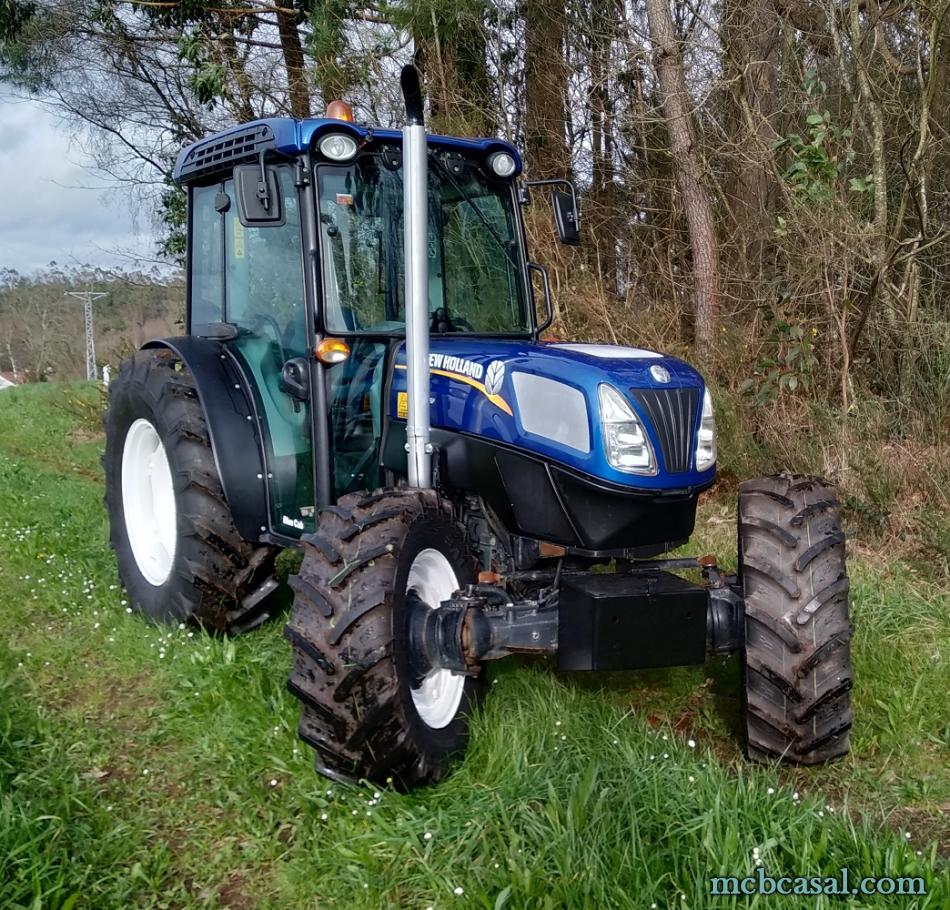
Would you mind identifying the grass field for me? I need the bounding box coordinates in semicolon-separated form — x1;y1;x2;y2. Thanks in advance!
0;382;947;909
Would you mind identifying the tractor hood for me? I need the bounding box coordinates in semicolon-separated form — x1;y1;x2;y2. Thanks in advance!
389;338;715;491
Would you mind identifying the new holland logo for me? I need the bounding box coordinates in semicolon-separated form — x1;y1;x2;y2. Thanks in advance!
394;355;513;415
650;364;672;384
484;360;506;395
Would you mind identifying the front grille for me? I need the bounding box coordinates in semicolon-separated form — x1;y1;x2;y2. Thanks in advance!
629;387;699;474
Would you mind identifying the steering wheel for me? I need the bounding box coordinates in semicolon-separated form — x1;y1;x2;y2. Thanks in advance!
431;308;475;334
450;314;475;333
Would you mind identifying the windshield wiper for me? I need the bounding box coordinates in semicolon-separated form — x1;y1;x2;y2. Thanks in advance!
427;154;520;270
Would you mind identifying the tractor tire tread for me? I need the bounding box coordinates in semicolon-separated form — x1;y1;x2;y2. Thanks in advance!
740;473;852;765
103;348;277;632
285;487;479;788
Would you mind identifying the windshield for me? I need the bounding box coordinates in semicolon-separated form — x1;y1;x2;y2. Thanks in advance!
316;150;530;335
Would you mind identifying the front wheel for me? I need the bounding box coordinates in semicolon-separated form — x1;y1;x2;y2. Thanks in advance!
285;489;484;788
739;474;853;764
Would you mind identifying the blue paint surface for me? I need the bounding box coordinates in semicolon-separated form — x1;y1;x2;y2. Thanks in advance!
174;117;522;182
391;339;715;491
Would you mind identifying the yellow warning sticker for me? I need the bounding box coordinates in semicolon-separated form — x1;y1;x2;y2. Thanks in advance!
396;391;408;419
233;220;245;259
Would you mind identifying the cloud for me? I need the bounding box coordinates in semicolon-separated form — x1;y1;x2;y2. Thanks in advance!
0;97;159;274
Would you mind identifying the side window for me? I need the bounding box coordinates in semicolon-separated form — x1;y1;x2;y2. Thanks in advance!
224;167;307;357
189;184;224;331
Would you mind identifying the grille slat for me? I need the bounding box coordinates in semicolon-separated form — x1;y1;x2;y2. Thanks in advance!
629;387;699;474
178;124;275;184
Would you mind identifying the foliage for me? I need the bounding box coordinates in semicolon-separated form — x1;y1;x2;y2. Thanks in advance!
0;384;947;908
740;301;820;403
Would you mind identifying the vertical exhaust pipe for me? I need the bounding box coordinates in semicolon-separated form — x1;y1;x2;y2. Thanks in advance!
401;65;431;489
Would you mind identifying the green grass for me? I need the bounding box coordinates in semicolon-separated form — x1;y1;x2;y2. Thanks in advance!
0;382;947;909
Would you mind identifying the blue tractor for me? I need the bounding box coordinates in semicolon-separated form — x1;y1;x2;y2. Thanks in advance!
103;68;853;787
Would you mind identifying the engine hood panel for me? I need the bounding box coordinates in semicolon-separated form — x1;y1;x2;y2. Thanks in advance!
389;338;715;490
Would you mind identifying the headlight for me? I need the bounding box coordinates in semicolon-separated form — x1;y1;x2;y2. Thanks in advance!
598;384;656;475
318;133;358;162
488;151;516;178
695;387;716;471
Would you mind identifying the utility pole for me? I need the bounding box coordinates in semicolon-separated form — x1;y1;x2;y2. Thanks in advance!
65;290;108;381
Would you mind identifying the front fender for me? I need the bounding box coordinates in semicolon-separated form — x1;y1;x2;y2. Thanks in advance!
142;337;268;542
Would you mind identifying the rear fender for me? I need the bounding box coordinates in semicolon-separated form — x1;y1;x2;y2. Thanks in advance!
142;337;268;542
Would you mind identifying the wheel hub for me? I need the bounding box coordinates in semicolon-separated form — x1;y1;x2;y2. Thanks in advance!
406;548;466;729
121;418;177;586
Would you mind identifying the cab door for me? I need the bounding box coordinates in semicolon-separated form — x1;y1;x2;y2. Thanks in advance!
219;166;315;536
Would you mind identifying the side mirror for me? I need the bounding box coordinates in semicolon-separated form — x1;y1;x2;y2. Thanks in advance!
525;179;580;246
234;163;283;226
552;190;580;246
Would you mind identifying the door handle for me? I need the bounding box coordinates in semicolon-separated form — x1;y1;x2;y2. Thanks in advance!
279;357;310;402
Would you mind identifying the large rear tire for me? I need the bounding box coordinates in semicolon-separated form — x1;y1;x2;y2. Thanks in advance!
739;474;853;764
285;488;483;788
103;348;278;632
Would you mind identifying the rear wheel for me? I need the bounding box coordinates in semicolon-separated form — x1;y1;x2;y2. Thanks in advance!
285;488;483;788
103;348;278;632
739;474;853;764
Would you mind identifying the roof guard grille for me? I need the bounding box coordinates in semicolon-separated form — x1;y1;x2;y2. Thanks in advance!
177;124;275;183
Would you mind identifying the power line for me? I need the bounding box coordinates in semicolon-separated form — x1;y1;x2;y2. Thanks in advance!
65;291;108;381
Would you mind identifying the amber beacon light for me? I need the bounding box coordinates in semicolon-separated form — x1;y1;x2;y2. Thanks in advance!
315;338;351;365
326;100;354;122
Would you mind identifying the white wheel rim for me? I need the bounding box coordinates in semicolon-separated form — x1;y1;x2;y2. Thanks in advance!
408;548;466;729
121;418;177;586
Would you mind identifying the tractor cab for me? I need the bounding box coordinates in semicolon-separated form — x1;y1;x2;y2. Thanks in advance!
173;103;577;540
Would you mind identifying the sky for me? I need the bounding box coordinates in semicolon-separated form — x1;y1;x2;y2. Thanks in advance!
0;94;160;275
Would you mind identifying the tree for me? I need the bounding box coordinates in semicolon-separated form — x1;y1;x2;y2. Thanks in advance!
643;0;721;351
524;0;570;178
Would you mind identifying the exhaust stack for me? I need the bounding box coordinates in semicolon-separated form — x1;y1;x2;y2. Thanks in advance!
400;65;432;489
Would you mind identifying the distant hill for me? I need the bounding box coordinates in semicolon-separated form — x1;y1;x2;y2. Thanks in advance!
0;265;183;381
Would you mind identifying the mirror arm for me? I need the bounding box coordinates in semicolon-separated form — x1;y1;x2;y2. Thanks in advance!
524;179;579;221
528;262;554;334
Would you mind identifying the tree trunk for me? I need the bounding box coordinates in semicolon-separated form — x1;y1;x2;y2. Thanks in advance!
525;0;570;178
588;0;619;286
644;0;721;352
275;6;310;118
413;8;492;135
721;0;780;271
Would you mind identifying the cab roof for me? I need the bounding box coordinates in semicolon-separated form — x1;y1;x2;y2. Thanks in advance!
172;116;522;186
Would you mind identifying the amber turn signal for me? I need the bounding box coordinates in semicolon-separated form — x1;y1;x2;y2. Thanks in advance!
315;338;350;365
326;100;354;122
